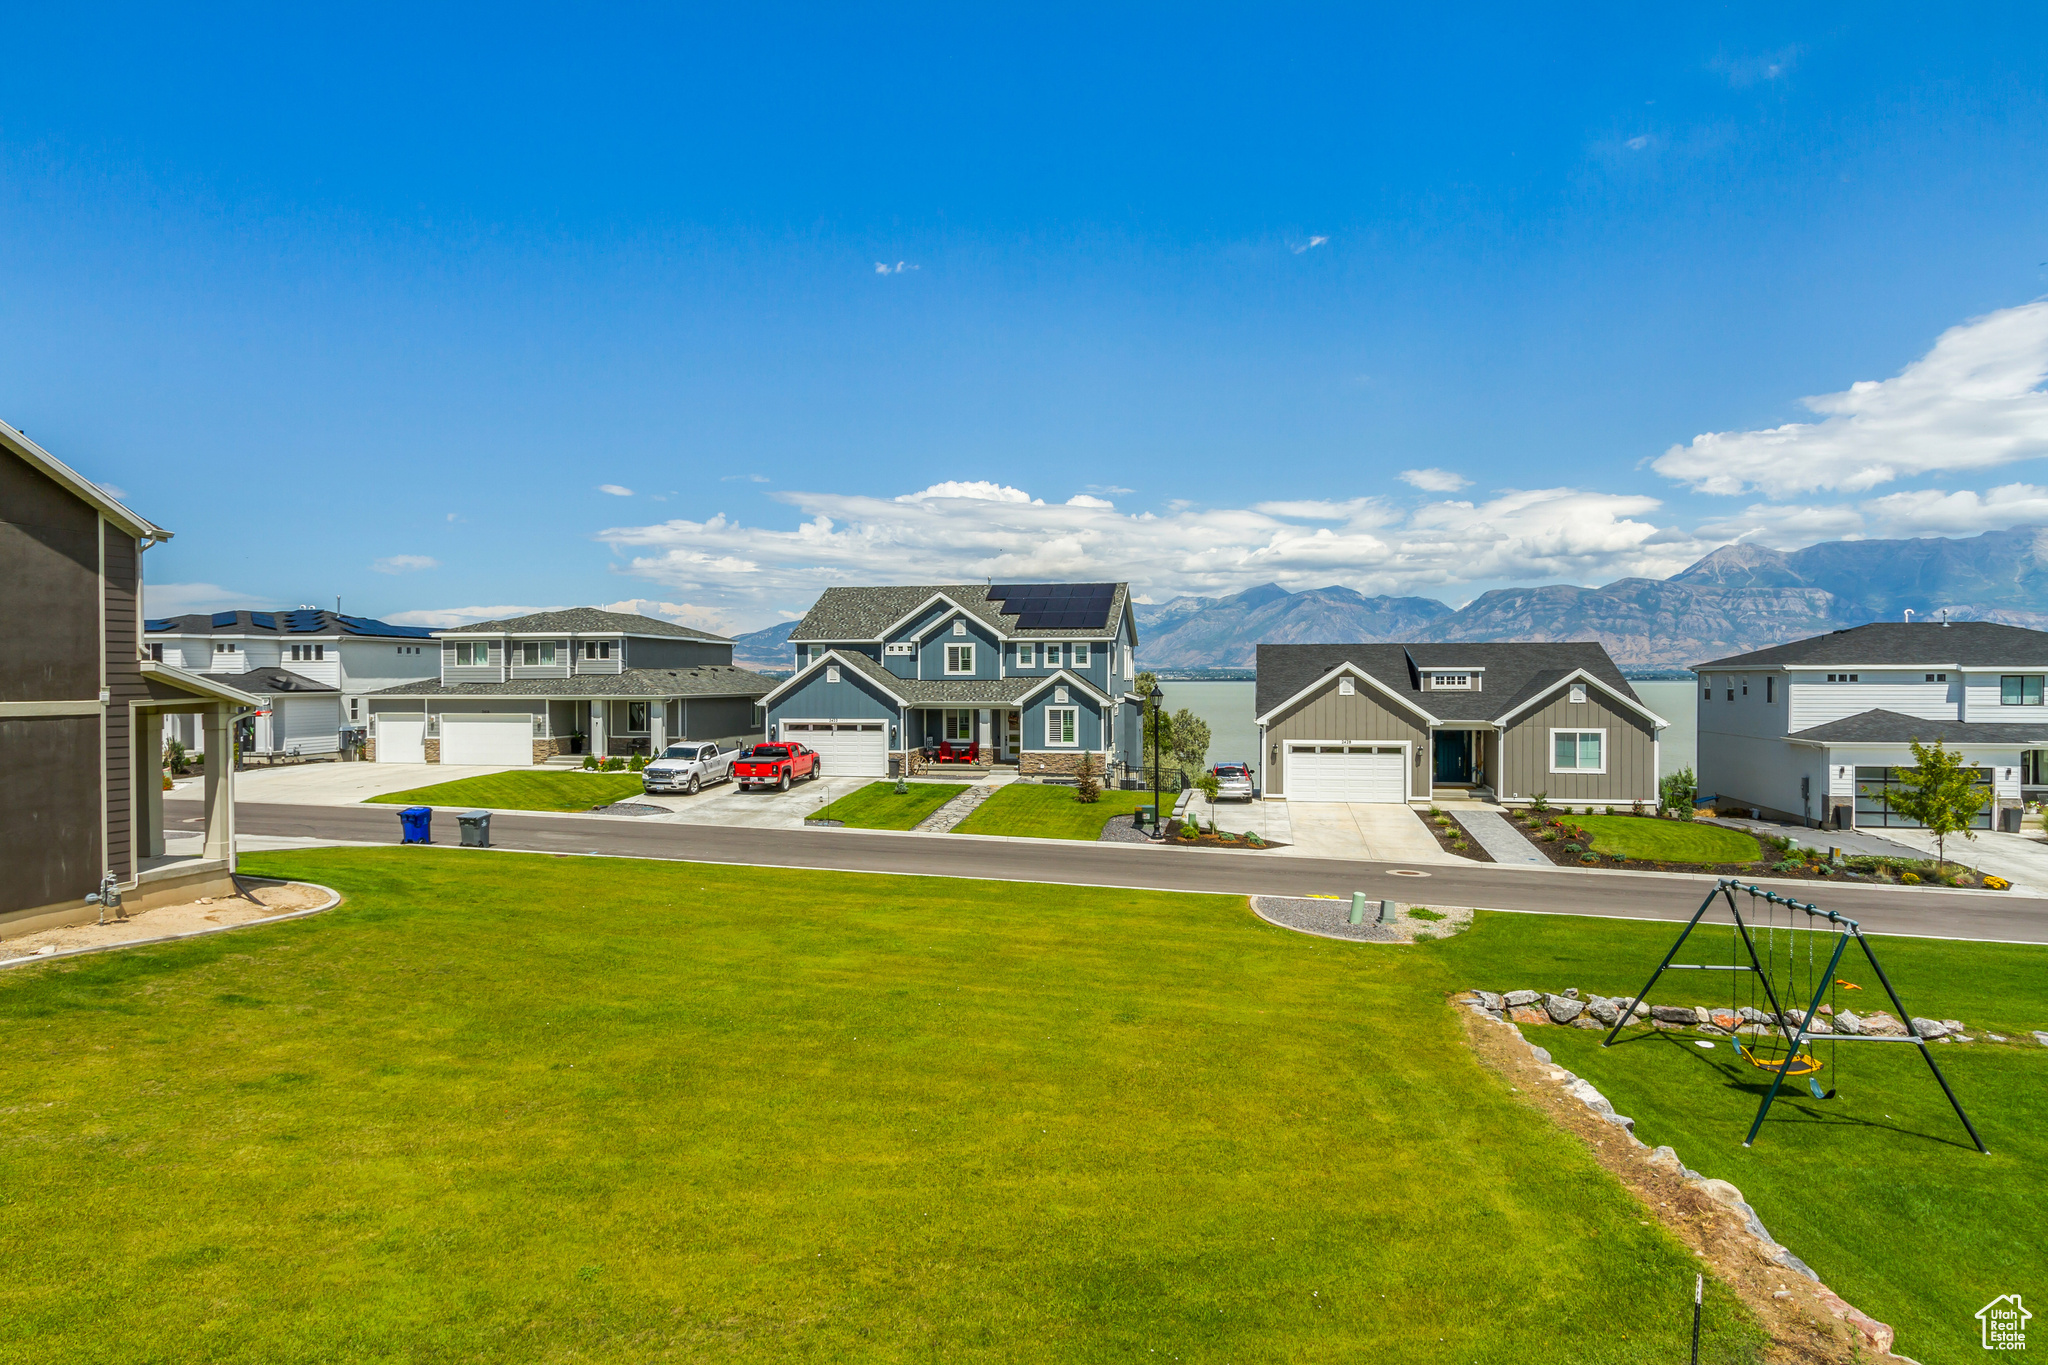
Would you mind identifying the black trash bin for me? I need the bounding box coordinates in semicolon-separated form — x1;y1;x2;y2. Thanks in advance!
2000;806;2024;833
399;806;432;844
457;809;493;847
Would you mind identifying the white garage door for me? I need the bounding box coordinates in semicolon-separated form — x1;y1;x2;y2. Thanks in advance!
440;716;535;767
782;721;889;777
1287;743;1408;802
378;720;426;764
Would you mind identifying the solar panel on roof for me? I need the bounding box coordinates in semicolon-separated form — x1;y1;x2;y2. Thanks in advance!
252;612;276;630
211;611;236;628
988;582;1117;630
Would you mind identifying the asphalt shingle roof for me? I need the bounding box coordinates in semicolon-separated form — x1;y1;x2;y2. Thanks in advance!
1697;620;2048;670
434;608;730;642
791;583;1134;642
211;667;336;694
145;609;435;639
1788;708;2048;746
368;665;775;700
1254;641;1643;723
816;650;1119;706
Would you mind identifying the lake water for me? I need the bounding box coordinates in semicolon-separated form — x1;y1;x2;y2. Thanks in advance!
1156;676;1698;788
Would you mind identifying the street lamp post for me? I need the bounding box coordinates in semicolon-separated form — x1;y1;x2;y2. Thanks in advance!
1149;685;1165;839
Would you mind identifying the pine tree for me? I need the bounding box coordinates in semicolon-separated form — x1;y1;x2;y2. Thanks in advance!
1075;751;1100;804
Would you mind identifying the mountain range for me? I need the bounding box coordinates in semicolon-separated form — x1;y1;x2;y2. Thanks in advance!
724;527;2048;671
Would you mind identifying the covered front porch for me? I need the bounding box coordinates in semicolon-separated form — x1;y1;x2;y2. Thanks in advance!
129;664;258;915
1426;725;1498;802
906;705;1023;769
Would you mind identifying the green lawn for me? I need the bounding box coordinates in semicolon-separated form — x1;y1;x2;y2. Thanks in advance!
364;770;648;812
1433;914;2048;1364
811;780;969;829
1569;814;1762;864
951;781;1153;839
0;847;1768;1363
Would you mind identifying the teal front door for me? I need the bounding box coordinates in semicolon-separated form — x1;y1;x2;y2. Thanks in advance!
1433;731;1471;783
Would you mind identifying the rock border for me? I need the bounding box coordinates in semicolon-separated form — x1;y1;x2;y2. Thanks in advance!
1456;995;1923;1363
0;880;343;972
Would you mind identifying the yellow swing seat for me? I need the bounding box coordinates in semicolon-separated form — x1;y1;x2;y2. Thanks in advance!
1734;1042;1824;1077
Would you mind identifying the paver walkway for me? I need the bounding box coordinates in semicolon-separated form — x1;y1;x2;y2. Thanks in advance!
1454;809;1549;866
913;782;1000;833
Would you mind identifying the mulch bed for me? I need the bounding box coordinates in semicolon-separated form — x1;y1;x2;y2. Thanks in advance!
1161;819;1274;851
1421;810;1494;862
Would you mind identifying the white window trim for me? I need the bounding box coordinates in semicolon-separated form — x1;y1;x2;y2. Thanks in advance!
1568;683;1586;704
1338;677;1356;695
1043;643;1062;667
884;642;915;656
1044;705;1079;747
1548;728;1608;775
951;620;966;636
1072;642;1090;666
1430;673;1473;690
944;643;975;675
825;665;841;683
1017;643;1036;668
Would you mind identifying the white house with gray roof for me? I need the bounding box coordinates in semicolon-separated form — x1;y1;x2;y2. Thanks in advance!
1254;641;1667;806
362;608;773;765
766;582;1143;777
1696;620;2048;828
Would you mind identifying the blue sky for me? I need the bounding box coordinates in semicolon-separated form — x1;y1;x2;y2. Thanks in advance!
6;5;2048;633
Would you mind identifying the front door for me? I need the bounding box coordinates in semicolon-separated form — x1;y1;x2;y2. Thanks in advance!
1004;709;1020;759
1433;730;1472;783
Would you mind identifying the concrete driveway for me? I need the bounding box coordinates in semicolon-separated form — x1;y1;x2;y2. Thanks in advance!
639;772;899;829
1277;802;1453;864
1872;826;2048;893
231;761;529;804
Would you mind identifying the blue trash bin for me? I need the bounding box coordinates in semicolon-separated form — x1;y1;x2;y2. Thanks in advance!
399;806;433;844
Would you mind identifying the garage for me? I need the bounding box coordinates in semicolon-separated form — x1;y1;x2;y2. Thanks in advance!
377;719;426;764
781;720;889;777
439;714;535;767
1286;742;1408;802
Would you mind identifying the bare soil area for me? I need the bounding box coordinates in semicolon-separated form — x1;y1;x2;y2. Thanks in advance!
1;881;335;962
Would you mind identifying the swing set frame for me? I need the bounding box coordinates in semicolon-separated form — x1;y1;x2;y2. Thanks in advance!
1601;879;1986;1152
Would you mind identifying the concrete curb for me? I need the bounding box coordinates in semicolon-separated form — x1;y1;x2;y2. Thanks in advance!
0;881;343;971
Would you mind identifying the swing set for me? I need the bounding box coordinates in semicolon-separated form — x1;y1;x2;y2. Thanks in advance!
1602;879;1986;1152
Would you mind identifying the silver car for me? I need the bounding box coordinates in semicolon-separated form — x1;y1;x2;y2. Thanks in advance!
1211;762;1255;801
641;742;736;795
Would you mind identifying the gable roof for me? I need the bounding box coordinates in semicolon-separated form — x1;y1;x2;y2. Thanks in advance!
1696;620;2048;670
146;609;436;639
1787;708;2048;747
433;608;730;642
791;582;1135;642
1255;641;1641;724
764;648;1129;709
2;422;169;541
370;664;774;700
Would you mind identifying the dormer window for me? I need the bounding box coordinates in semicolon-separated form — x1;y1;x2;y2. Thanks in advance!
884;642;914;657
1431;673;1472;690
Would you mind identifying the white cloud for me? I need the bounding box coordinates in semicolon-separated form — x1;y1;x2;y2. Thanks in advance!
100;483;130;500
1291;235;1330;254
875;261;918;274
1624;135;1651;151
600;597;738;636
1085;484;1135;495
383;603;561;628
371;554;441;574
1399;467;1473;492
1065;494;1115;509
1652;301;2048;497
143;582;278;617
1861;483;2048;537
598;481;1708;622
597;484;635;497
720;473;770;483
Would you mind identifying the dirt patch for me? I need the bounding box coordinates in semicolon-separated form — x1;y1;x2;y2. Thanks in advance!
1;882;335;962
1459;1007;1908;1363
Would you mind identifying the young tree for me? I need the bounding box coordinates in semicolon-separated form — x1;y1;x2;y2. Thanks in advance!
1877;738;1988;869
1170;707;1211;786
1659;765;1697;819
1193;770;1221;833
1074;751;1100;804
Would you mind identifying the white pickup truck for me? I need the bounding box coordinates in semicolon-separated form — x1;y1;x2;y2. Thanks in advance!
640;741;738;796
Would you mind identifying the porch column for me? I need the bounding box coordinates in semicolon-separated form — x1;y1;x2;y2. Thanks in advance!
201;705;236;865
978;708;992;750
590;702;606;754
138;710;166;859
650;701;668;752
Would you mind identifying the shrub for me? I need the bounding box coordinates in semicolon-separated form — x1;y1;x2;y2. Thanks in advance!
1075;753;1101;804
1562;843;1582;856
1580;852;1598;864
1660;766;1697;817
1542;830;1558;842
1603;806;1615;816
582;755;598;770
628;753;646;772
1531;792;1550;812
1901;871;1922;885
1427;806;1442;817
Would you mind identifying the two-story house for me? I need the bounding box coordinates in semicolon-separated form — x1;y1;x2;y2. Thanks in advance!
3;422;257;937
1254;641;1667;806
144;609;440;758
764;582;1144;778
1695;620;2048;828
362;607;774;765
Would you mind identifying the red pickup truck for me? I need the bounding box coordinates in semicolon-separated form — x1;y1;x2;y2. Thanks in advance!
733;742;821;791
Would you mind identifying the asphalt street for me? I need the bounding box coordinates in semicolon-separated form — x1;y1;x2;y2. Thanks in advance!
166;798;2048;945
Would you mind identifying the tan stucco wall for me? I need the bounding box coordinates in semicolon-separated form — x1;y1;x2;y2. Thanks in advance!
1497;685;1658;804
1262;679;1430;797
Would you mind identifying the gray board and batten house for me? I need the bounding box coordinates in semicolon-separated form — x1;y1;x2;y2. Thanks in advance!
2;422;260;936
363;607;774;765
1695;620;2048;829
767;582;1143;778
144;608;439;758
1254;641;1668;806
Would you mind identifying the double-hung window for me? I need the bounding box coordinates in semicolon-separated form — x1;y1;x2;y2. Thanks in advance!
2002;675;2044;706
1017;643;1036;668
1045;706;1078;746
584;640;613;660
521;641;558;667
1072;642;1090;667
945;643;975;674
942;708;975;741
1043;643;1062;668
454;641;488;666
1550;730;1605;773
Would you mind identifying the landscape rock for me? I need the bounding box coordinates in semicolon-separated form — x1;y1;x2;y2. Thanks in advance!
1503;989;1541;1008
1526;1045;1551;1064
1833;1011;1862;1035
1910;1017;1950;1040
1694;1006;1716;1025
1600;1111;1636;1133
1587;997;1621;1026
1987;1033;2008;1043
1650;1005;1697;1024
1562;987;1581;999
1566;1079;1613;1114
1630;1000;1650;1020
2034;1031;2048;1047
1695;1023;1728;1036
1805;1015;1832;1034
1544;995;1587;1024
1645;1145;1684;1175
1737;1006;1774;1024
1709;1010;1738;1031
1508;1006;1548;1025
1472;990;1503;1012
1696;1177;1747;1211
1571;1016;1603;1029
1862;1011;1907;1036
